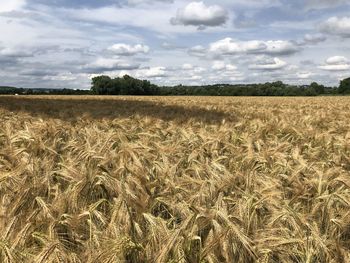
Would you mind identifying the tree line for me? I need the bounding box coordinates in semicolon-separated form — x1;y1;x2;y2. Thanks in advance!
90;75;350;96
1;75;350;96
0;86;90;95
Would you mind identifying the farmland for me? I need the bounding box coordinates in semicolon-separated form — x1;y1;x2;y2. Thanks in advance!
0;95;350;262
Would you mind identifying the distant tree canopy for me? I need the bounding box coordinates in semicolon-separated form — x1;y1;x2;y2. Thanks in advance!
91;75;159;95
1;76;350;96
0;86;89;95
90;76;340;96
338;78;350;94
0;86;25;94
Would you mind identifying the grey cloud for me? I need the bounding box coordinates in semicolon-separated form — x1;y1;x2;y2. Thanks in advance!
0;47;34;67
305;0;348;10
300;59;315;66
27;0;173;8
62;47;96;57
161;42;186;50
0;56;18;65
0;10;38;19
127;0;173;6
233;13;256;29
26;0;120;9
33;45;62;55
0;47;33;58
82;58;140;73
133;57;151;63
188;45;207;57
303;34;326;44
22;69;60;77
249;57;287;70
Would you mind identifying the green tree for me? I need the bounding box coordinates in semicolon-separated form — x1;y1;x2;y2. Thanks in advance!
310;82;325;95
338;78;350;94
91;76;113;95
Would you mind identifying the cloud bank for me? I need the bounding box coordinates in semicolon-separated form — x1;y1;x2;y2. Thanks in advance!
0;0;349;88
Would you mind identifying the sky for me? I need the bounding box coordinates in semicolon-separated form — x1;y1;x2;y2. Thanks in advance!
0;0;350;89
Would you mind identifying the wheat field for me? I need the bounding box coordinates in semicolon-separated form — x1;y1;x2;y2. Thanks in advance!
0;95;350;263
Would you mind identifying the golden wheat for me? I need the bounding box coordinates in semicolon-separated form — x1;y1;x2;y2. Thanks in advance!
0;95;349;263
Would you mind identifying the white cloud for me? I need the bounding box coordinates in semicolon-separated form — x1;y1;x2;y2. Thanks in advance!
108;43;149;56
319;64;350;71
136;66;167;78
297;72;313;79
243;40;267;52
208;38;300;56
249;57;287;70
209;38;242;54
193;67;206;73
318;56;350;71
226;64;238;71
212;61;237;71
170;2;228;28
320;16;350;38
182;63;194;70
0;0;25;13
326;56;348;65
212;61;226;70
190;75;202;80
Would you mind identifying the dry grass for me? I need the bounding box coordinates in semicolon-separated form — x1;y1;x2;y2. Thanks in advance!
0;95;350;263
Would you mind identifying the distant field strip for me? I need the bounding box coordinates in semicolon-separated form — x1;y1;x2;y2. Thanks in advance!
0;96;350;262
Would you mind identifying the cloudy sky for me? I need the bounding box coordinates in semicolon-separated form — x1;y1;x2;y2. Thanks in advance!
0;0;350;89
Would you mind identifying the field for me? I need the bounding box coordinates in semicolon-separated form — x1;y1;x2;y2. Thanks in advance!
0;95;350;263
